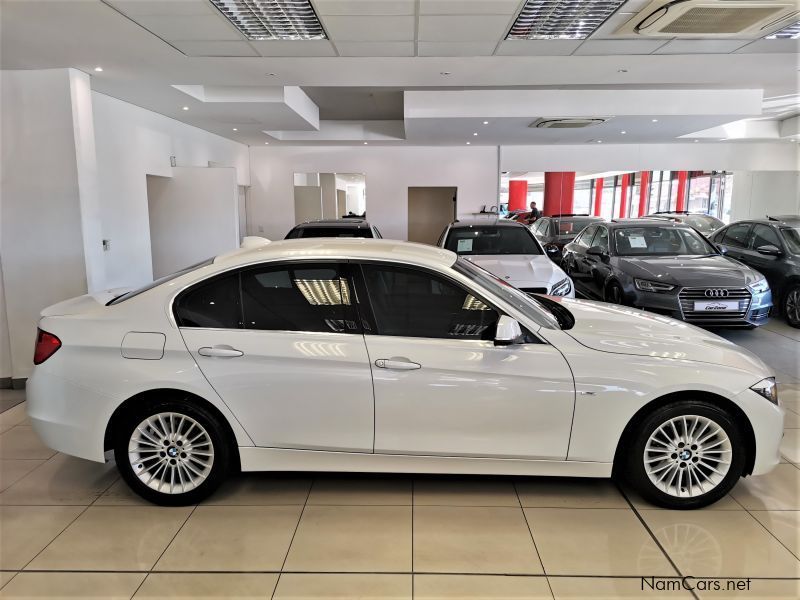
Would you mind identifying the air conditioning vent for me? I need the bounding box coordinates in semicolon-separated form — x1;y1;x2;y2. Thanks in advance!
616;0;799;38
531;118;608;129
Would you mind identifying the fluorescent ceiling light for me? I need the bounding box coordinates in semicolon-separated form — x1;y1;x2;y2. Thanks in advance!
210;0;326;40
507;0;626;40
766;20;800;39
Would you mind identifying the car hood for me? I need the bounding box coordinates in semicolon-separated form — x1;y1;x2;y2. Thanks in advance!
558;298;770;375
617;255;762;287
465;255;564;287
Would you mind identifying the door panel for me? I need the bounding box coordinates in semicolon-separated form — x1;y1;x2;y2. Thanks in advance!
366;335;575;459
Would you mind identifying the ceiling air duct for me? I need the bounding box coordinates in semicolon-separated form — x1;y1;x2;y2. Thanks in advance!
530;118;609;129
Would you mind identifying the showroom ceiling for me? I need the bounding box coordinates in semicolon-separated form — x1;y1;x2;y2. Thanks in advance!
0;0;798;146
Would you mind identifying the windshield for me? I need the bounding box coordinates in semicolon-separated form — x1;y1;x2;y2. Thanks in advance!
555;218;596;236
445;226;543;256
108;258;214;305
289;227;371;239
782;227;800;254
454;257;566;330
614;226;718;257
681;214;724;233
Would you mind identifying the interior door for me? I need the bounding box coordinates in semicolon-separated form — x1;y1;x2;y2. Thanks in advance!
176;262;375;452
356;262;575;459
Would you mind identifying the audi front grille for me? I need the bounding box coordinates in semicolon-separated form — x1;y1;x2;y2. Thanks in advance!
678;287;752;323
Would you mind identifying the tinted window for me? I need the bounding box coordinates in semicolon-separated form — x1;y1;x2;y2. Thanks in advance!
174;272;242;328
614;227;716;256
361;264;499;340
721;223;752;248
575;225;597;248
556;219;596;236
781;228;800;254
681;214;724;234
750;224;781;250
592;226;609;252
294;227;372;239
241;264;357;333
533;219;549;236
444;226;543;255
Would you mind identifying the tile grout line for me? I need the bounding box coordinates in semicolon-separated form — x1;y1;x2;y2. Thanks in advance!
269;476;314;599
615;483;701;600
513;481;555;600
732;497;800;563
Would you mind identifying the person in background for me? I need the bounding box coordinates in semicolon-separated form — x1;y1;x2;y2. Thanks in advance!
527;201;541;223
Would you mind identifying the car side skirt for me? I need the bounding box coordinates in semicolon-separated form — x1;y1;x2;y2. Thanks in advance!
239;447;612;478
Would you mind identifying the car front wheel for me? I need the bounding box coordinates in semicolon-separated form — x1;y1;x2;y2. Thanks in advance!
114;399;231;505
623;401;745;509
784;284;800;328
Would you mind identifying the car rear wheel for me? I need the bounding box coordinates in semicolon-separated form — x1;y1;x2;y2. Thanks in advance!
605;281;624;305
114;399;231;505
622;401;745;509
784;284;800;328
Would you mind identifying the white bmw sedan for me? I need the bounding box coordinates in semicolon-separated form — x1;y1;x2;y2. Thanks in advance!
28;238;783;509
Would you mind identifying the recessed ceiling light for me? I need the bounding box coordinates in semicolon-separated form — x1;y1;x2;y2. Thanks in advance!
363;142;368;145
597;140;603;143
766;20;800;39
466;142;471;145
266;73;277;77
617;69;628;73
232;128;238;131
473;132;478;136
265;141;269;145
440;71;452;76
652;118;658;122
507;0;626;40
483;121;489;125
182;106;189;111
94;66;103;72
210;0;326;40
620;131;626;135
694;139;699;143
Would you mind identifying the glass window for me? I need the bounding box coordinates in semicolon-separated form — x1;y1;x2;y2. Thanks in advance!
361;264;499;340
295;227;372;238
533;219;549;236
592;226;609;252
241;264;357;333
444;226;543;255
556;218;596;236
750;224;781;250
721;223;752;249
614;227;717;257
681;214;724;234
575;225;597;248
174;272;242;329
781;228;800;254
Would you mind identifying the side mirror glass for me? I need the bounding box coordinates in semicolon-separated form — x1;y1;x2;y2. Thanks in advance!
716;244;728;255
494;315;523;346
756;244;782;256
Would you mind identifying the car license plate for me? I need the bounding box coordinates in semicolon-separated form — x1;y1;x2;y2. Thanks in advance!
694;300;738;311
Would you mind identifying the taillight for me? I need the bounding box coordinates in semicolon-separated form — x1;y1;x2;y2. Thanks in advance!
33;328;61;365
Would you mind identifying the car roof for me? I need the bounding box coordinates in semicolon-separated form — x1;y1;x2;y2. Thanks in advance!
294;219;370;228
607;219;693;229
213;238;457;270
449;218;526;229
545;214;602;220
726;216;800;227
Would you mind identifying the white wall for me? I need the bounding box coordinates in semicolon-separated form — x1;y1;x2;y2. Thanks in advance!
731;171;800;222
92;92;250;290
0;256;12;381
248;146;498;241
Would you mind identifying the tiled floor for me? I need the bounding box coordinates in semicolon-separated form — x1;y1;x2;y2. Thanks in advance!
0;320;798;599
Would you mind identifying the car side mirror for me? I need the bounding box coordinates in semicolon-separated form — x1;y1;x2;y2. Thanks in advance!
586;246;608;258
545;244;560;254
715;244;728;255
494;315;523;346
756;244;782;256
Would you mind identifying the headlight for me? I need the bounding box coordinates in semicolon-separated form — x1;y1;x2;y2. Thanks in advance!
751;377;779;405
634;278;675;293
748;278;769;294
550;277;572;296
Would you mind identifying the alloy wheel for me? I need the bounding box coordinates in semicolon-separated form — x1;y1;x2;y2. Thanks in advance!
128;412;215;494
643;414;732;498
786;288;800;325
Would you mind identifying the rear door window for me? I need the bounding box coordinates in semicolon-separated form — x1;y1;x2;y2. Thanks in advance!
721;223;752;248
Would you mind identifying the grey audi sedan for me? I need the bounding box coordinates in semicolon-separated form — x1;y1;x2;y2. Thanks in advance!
561;220;772;327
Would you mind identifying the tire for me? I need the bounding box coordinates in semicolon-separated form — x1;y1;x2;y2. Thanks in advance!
621;400;746;509
783;284;800;328
604;281;624;305
114;398;232;506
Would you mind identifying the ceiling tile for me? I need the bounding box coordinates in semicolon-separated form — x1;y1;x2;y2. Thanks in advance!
250;40;337;56
334;41;414;56
418;15;512;42
655;39;751;54
134;15;242;41
573;39;669;56
417;41;498;56
323;15;415;41
313;0;415;15
171;40;258;56
419;0;522;15
105;1;215;16
495;39;582;56
735;39;800;53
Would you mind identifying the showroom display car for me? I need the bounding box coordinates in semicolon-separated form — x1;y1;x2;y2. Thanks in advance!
28;238;783;509
711;215;800;328
530;214;605;264
438;219;575;298
643;211;725;237
561;220;772;328
285;218;382;239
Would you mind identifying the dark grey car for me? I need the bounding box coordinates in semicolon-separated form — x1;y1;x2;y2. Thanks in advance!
711;215;800;328
561;220;772;328
531;214;604;264
644;212;724;237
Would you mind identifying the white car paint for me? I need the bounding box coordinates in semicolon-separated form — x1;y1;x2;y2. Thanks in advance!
27;238;783;501
464;254;575;297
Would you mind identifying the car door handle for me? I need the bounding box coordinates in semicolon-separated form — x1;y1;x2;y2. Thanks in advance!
375;358;421;370
198;345;243;358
